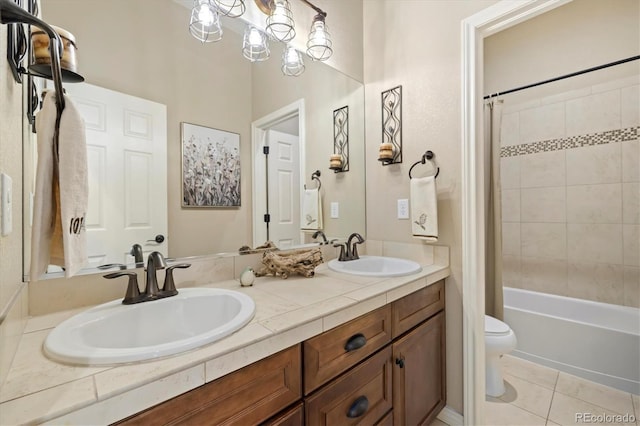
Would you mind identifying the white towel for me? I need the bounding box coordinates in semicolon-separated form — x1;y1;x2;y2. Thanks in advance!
301;188;323;231
30;91;88;280
410;175;438;242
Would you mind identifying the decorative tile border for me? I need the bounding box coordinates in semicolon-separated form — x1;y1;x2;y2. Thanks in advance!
500;126;639;158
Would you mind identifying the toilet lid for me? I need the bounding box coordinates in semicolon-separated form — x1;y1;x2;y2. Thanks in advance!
485;315;510;335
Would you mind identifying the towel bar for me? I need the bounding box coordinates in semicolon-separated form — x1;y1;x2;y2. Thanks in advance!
304;170;322;190
409;150;440;179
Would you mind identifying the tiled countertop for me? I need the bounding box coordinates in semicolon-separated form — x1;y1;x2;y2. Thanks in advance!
0;261;450;425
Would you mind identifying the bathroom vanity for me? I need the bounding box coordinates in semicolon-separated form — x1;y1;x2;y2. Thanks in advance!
0;251;450;425
116;281;445;425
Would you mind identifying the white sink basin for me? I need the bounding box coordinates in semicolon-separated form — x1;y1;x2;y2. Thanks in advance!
44;288;255;366
328;255;422;277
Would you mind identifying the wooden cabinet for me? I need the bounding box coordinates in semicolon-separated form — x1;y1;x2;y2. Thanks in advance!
305;347;393;425
116;345;301;426
116;280;446;426
392;311;446;426
303;305;392;394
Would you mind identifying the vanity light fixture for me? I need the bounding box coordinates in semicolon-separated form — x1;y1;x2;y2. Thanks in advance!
306;12;332;61
187;0;334;73
189;0;223;43
265;0;296;43
242;25;270;62
212;0;246;18
281;44;305;76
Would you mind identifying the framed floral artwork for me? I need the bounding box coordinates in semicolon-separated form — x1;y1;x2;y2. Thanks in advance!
181;122;241;207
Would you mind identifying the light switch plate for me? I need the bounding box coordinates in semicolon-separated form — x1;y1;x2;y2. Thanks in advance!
1;173;13;236
330;202;339;219
397;199;409;219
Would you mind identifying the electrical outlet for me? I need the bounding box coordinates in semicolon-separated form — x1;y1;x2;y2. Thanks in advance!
397;199;409;219
330;202;339;218
1;173;13;236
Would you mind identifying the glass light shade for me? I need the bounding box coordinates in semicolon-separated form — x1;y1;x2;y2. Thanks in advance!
281;44;305;77
189;0;223;43
212;0;245;18
306;15;332;61
242;26;270;62
266;0;296;43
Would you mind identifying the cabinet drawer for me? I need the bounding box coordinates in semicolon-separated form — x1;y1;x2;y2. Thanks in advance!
303;305;392;394
305;347;393;426
117;345;301;426
392;280;444;338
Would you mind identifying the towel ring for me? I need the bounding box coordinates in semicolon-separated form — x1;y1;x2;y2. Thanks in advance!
304;170;322;190
409;150;439;179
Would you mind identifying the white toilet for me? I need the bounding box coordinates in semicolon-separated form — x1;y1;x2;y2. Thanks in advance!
485;315;517;397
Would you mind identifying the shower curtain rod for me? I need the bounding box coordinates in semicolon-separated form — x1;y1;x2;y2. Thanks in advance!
483;55;640;100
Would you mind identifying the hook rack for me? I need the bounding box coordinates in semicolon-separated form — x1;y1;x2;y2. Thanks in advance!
304;170;322;190
1;0;66;147
408;150;440;179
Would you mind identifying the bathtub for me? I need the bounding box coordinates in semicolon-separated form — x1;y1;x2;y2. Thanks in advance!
503;287;640;395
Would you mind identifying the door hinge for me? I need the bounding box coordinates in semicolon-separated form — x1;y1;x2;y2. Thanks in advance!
264;213;271;223
263;146;270;155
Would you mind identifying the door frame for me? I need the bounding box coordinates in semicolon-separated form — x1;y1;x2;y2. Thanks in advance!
251;99;306;248
460;1;572;424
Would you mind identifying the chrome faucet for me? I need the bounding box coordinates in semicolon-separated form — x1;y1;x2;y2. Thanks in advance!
144;251;167;299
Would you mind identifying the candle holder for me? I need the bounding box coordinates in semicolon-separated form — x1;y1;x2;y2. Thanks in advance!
331;105;349;172
380;85;402;165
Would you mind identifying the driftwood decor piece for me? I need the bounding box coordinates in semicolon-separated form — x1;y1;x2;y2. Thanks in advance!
255;248;324;279
238;241;278;254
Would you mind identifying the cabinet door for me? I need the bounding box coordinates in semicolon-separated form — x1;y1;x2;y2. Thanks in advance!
393;311;446;426
117;345;301;426
305;347;393;426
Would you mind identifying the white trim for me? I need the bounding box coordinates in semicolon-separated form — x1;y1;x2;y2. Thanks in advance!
460;1;572;425
251;99;306;247
437;405;464;426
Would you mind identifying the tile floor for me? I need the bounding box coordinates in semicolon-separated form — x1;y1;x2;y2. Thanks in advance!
483;355;639;426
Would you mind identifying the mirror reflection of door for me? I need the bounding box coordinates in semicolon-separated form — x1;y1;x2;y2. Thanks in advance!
64;83;168;268
265;126;300;249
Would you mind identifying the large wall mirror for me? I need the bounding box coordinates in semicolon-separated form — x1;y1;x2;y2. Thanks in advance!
24;0;365;280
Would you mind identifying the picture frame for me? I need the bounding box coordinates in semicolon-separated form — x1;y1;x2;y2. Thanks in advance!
181;122;241;207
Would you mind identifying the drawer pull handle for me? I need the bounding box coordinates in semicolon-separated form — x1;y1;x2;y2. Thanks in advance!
344;333;367;352
347;395;369;418
396;357;405;368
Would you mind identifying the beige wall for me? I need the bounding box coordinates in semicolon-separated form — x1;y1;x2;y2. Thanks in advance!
485;0;640;100
485;0;640;308
0;25;29;386
362;0;498;414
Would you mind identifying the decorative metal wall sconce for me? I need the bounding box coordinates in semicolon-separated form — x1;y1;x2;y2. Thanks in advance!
379;85;402;165
330;105;349;173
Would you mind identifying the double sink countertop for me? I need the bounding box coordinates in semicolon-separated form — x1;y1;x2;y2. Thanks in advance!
0;258;450;425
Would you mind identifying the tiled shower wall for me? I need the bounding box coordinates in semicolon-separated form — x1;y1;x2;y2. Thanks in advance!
500;75;639;308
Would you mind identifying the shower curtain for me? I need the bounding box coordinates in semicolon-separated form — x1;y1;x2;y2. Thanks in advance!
485;100;504;320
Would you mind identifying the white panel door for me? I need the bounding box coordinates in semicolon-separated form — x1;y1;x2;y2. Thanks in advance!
65;83;168;266
267;130;300;248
